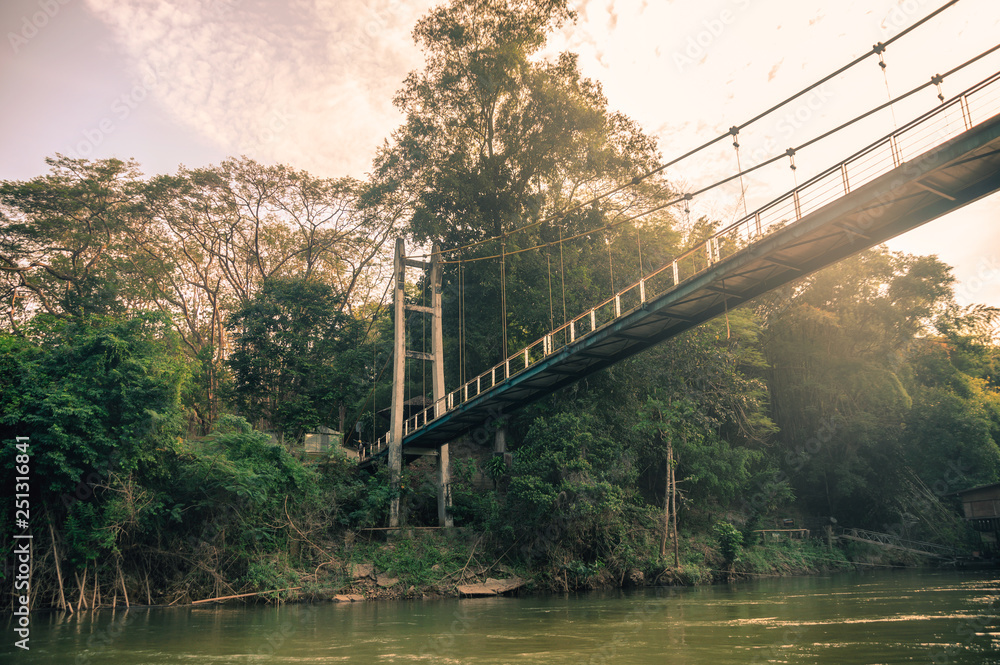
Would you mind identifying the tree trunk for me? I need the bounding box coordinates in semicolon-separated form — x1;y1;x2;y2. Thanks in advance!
660;453;670;559
671;443;679;568
118;559;130;608
48;520;69;612
76;567;88;611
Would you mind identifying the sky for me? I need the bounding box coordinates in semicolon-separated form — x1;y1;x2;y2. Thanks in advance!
2;0;1000;308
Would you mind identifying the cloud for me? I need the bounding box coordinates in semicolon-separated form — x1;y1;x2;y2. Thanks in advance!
82;0;434;177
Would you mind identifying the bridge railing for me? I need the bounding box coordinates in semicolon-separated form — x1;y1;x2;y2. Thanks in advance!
359;68;1000;463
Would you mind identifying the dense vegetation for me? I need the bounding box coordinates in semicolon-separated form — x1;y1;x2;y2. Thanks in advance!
2;0;998;609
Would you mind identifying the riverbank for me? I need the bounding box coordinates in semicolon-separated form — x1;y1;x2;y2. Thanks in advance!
16;526;984;612
182;528;860;606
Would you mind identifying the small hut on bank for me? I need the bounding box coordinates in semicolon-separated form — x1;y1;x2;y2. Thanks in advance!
954;482;1000;554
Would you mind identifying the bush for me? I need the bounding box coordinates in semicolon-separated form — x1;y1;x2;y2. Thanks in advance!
714;521;744;566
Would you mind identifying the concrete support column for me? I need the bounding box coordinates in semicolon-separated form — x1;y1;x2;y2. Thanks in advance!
389;238;405;528
431;243;453;527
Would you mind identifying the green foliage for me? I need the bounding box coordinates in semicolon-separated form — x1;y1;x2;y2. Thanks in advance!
633;311;775;513
370;0;676;374
738;538;851;576
118;415;339;595
350;465;399;528
0;312;185;499
446;458;501;526
347;531;475;589
242;558;301;597
503;412;637;567
227;277;368;439
0;156;148;320
902;332;1000;493
63;501;117;567
173;417;321;520
182;344;233;435
760;248;1000;527
713;521;744;566
484;454;508;486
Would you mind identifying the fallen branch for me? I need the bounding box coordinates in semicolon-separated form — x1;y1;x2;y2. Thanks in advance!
437;534;483;584
191;586;303;605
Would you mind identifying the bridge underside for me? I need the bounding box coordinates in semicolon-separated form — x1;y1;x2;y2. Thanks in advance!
369;111;1000;460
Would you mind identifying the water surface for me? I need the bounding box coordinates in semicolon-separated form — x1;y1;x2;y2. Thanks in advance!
5;569;999;663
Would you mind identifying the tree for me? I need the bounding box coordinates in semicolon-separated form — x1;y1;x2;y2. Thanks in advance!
226;277;368;440
1;156;396;433
0;156;149;324
759;248;960;526
902;318;1000;496
130;158;395;432
636;396;696;565
0;311;185;602
503;411;636;576
0;312;185;499
369;0;675;372
634;310;774;564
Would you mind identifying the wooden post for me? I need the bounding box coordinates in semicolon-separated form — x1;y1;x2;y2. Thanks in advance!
431;243;453;527
389;238;405;528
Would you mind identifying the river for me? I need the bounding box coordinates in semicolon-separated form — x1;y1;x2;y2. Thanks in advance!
5;569;999;664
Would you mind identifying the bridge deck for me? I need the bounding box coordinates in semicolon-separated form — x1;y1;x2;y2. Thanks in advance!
361;74;1000;464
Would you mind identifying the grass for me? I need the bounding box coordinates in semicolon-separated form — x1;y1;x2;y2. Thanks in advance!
338;530;482;590
738;538;852;577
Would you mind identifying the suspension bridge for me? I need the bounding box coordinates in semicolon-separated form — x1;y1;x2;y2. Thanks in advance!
356;9;1000;527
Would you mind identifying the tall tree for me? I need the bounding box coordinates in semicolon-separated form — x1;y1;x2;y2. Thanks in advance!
634;310;775;561
129;158;395;430
226;277;368;440
760;248;960;526
369;0;676;376
1;156;396;432
0;156;149;325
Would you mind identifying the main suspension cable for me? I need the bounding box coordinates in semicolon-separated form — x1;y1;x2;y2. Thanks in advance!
439;40;1000;265
424;0;964;261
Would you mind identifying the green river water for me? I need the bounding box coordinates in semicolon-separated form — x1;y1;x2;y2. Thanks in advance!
4;569;999;664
